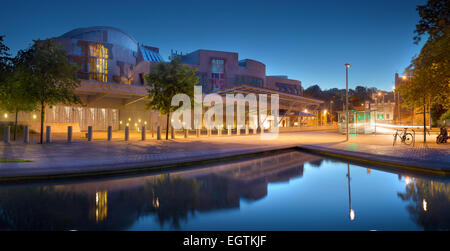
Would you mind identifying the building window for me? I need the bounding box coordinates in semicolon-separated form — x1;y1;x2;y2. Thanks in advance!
85;43;109;82
211;59;225;90
236;76;262;87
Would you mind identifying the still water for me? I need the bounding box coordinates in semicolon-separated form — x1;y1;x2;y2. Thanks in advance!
0;150;449;231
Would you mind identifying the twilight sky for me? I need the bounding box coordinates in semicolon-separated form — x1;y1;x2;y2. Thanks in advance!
1;0;426;91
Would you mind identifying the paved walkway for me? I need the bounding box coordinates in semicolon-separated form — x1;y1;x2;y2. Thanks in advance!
0;131;448;180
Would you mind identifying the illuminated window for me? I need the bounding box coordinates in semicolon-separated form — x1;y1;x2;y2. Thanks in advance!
88;44;108;82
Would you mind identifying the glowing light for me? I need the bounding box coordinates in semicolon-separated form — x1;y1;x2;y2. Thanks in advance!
263;121;270;129
304;109;308;113
144;121;147;125
126;123;129;126
402;75;407;80
378;92;382;96
138;119;141;123
128;118;131;121
323;110;327;114
422;199;427;212
405;177;411;185
350;209;355;221
119;121;123;125
392;86;396;90
345;63;351;68
32;114;37;119
3;113;7;119
134;123;138;127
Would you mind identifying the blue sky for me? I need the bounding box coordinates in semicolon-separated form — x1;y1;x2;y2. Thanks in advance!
1;0;426;91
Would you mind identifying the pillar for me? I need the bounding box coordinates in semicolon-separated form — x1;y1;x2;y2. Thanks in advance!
157;125;161;140
125;126;129;141
107;126;112;141
87;126;93;141
67;126;72;143
46;126;51;143
4;126;10;143
24;126;29;144
141;126;146;141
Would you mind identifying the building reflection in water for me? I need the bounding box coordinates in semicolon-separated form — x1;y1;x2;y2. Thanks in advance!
0;150;448;230
0;150;316;230
93;191;108;223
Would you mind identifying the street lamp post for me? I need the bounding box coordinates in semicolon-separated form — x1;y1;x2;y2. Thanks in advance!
345;64;351;141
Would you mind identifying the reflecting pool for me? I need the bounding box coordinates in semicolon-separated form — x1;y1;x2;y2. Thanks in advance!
0;150;449;231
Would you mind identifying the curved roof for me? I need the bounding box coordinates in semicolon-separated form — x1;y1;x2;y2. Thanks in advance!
59;26;138;51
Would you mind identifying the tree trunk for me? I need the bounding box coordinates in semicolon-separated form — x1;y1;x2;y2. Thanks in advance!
166;112;170;140
13;108;18;141
423;99;426;143
40;101;45;144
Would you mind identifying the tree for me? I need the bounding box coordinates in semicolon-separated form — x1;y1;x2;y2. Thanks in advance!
0;70;37;140
144;57;198;140
303;85;322;99
15;39;81;144
414;0;450;44
399;0;450;141
0;35;10;76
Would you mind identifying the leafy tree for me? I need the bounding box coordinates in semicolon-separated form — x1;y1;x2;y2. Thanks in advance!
414;0;450;44
144;57;198;140
399;0;449;141
440;109;450;123
15;39;81;144
0;35;11;76
0;71;37;140
303;85;322;99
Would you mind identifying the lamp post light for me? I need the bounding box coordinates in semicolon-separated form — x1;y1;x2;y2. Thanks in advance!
345;63;351;141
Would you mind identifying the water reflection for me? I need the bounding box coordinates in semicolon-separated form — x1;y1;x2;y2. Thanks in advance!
397;177;450;230
0;150;448;231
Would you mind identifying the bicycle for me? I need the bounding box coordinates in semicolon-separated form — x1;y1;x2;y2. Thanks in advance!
393;128;414;146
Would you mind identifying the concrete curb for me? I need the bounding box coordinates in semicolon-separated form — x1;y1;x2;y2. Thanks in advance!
297;144;450;176
0;145;298;182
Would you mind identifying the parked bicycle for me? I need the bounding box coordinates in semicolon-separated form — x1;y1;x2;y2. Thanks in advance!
393;128;414;146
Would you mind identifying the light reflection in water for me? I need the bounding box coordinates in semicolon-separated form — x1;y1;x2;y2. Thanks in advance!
0;150;448;231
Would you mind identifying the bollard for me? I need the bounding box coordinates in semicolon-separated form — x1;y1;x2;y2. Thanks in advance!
141;126;146;141
67;126;73;143
87;126;93;141
46;126;51;143
157;125;161;140
184;129;188;138
245;125;249;135
107;126;112;141
24;126;29;144
4;126;10;143
228;128;231;136
125;126;129;141
196;129;200;138
171;126;175;139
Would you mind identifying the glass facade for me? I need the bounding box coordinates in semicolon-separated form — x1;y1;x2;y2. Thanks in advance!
211;59;225;90
46;105;119;131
